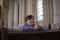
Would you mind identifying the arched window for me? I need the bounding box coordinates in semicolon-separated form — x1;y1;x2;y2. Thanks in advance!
37;0;43;21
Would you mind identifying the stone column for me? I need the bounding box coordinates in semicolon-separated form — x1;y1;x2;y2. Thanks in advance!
13;0;18;30
26;0;33;16
8;0;14;30
3;0;9;28
51;0;60;29
19;0;25;28
0;0;3;9
53;0;57;24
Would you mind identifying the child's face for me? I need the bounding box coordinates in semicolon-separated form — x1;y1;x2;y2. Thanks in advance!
26;19;35;26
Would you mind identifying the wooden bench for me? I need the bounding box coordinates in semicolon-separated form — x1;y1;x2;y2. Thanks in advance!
8;30;60;40
0;27;8;40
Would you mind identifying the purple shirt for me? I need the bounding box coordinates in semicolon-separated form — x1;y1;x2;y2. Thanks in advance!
20;24;48;32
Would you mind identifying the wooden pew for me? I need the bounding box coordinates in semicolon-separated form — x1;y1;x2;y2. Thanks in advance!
8;30;60;40
1;27;8;40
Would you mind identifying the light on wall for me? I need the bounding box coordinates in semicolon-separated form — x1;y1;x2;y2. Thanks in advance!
37;0;43;21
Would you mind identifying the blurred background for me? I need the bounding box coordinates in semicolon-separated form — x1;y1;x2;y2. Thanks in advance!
0;0;60;30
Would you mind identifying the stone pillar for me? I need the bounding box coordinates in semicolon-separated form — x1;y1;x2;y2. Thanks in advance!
51;0;60;29
3;0;9;28
53;0;57;24
19;0;25;28
43;0;49;26
0;0;3;9
26;0;33;16
8;0;14;30
13;0;18;30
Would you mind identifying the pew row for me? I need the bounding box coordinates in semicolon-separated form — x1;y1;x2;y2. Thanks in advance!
8;30;60;40
0;27;8;40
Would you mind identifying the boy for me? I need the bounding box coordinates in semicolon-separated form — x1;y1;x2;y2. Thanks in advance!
20;15;48;32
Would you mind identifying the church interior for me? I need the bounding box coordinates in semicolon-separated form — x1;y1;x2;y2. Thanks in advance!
0;0;60;40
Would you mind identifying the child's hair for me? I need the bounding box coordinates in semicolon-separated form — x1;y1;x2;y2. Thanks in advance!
25;15;34;22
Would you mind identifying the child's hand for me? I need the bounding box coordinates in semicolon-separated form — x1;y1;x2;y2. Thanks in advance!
34;21;39;30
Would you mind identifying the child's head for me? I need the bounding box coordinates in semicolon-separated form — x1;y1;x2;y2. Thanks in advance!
25;15;35;26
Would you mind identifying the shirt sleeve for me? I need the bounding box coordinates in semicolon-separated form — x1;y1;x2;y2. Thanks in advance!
20;26;36;32
39;26;49;31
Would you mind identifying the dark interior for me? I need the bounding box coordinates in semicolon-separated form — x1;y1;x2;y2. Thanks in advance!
0;28;60;40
